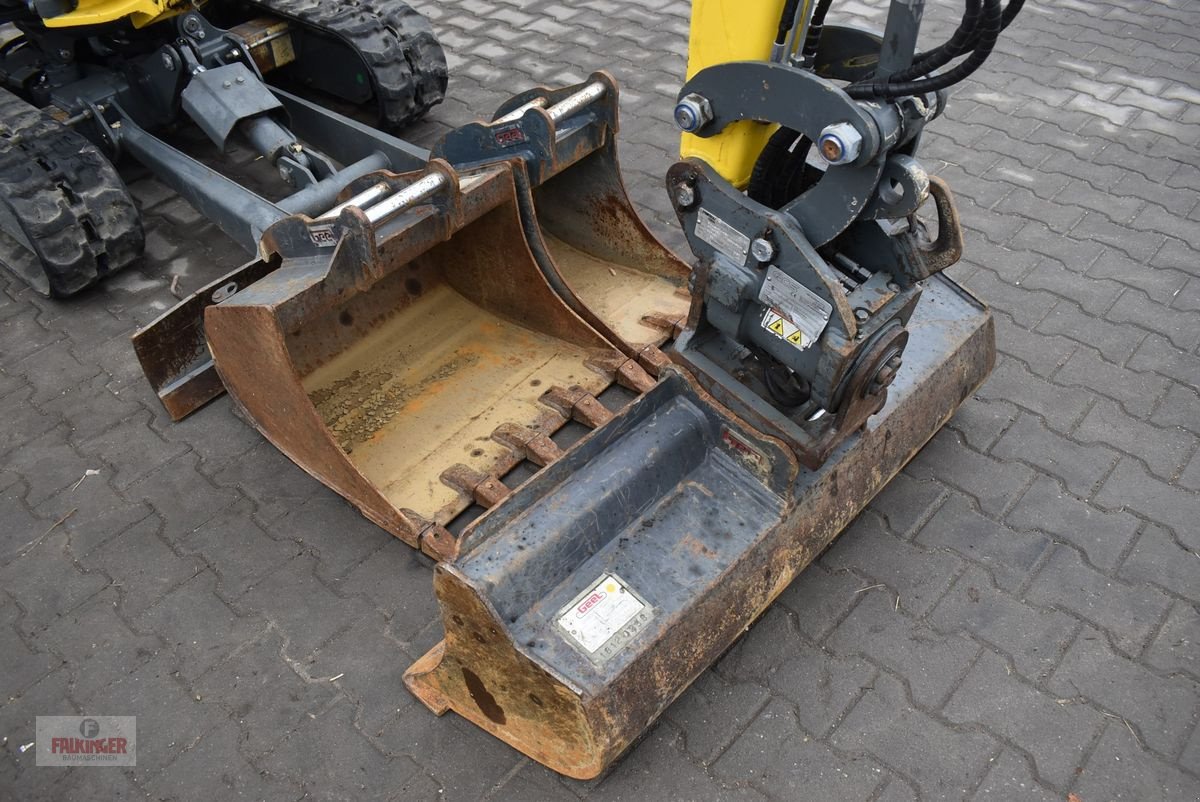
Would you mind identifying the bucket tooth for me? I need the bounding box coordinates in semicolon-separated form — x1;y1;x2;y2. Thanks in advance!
584;353;656;394
412;514;460;562
491;423;564;467
441;465;512;509
539;386;614;429
640;311;688;340
635;344;672;377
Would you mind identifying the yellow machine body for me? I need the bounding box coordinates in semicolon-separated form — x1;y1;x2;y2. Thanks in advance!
41;0;196;29
680;0;793;187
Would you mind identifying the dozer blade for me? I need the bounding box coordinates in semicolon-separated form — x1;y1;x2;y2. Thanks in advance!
134;72;690;420
404;275;994;778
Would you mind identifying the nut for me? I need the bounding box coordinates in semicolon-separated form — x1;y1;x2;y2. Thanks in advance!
817;121;863;165
675;184;696;208
674;93;714;134
750;237;775;263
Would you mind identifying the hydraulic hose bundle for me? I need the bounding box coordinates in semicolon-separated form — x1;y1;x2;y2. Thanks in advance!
847;0;1025;99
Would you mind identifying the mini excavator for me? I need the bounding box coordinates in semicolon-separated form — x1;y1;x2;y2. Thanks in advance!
12;0;1022;780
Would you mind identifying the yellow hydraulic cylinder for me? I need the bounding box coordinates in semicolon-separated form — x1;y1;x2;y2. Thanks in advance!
680;0;791;188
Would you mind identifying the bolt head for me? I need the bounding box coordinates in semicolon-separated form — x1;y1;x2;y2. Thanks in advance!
675;184;696;208
674;93;713;133
817;121;863;165
161;52;175;70
750;237;775;263
853;307;870;322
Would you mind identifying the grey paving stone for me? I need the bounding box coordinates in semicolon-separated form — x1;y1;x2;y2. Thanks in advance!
713;699;886;800
1143;601;1200;680
944;650;1105;789
41;373;147;445
269;494;391;583
13;342;103;407
0;597;62;700
1095;457;1200;551
1054;346;1170;421
592;724;767;802
0;668;75;787
945;395;1021;453
0;529;108;636
906;427;1034;517
1049;626;1200;758
84;515;204;619
235;556;375;660
1129;334;1200;392
210;441;331;525
193;633;339;760
142;721;293;802
259;698;429;802
179;500;303;600
134;570;267;683
87;653;227;780
78;412;190;491
992;412;1119;498
665;670;770;765
305;610;417;737
1087;248;1190;305
1119;524;1200;601
1150;381;1200;433
1037;300;1146;365
329;541;438;647
1005;474;1140;572
1181;448;1200;492
1028;546;1171;655
1107;288;1200;353
827;592;981;709
972;749;1058;802
917;495;1052;594
821;512;965;616
31;588;162;703
867;473;949;540
775;562;865;643
930;566;1077;682
3;422;91;504
124;452;240;543
374;700;526;801
0;480;43;564
1074;722;1200;801
829;672;998;801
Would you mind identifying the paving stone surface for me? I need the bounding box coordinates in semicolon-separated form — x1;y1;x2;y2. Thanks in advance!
2;0;1199;799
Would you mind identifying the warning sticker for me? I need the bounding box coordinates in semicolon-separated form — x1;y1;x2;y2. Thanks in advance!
556;573;652;661
761;308;807;348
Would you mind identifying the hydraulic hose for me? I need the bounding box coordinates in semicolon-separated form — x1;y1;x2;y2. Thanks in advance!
775;0;803;46
800;0;835;61
846;0;1003;100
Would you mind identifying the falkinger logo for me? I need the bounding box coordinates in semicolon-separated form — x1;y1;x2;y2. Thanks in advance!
35;716;136;766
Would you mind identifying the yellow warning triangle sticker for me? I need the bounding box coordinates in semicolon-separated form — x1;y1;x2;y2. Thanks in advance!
768;318;786;336
786;331;804;346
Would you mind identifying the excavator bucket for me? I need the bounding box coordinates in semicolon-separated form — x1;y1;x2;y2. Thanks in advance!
405;276;994;777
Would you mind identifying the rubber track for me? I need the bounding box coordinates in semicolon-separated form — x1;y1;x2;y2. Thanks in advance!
247;0;448;129
0;89;143;297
